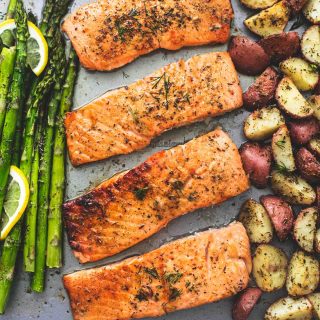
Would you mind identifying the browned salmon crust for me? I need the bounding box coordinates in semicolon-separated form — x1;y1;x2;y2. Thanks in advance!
65;52;243;166
63;222;252;320
62;0;233;71
63;129;250;263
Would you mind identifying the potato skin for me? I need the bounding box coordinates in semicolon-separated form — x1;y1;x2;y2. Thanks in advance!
296;148;320;183
232;288;262;320
239;142;272;188
229;36;270;76
259;32;300;63
285;0;309;12
288;118;320;145
243;67;280;110
260;195;294;241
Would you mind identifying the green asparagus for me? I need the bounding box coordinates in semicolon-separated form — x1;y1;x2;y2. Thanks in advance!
0;0;28;313
0;0;28;223
47;48;78;268
31;33;66;291
6;0;17;20
0;47;16;137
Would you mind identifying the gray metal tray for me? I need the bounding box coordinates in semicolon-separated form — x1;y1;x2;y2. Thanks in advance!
0;0;303;319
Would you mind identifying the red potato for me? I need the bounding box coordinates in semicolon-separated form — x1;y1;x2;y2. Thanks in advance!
232;288;263;320
296;148;320;183
239;142;272;188
259;32;300;63
229;36;270;76
243;67;280;110
288;118;320;145
260;195;294;241
285;0;309;12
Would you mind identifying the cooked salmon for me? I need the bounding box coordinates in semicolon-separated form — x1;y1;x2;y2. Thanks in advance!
63;222;252;320
63;128;250;263
62;0;234;71
65;52;243;166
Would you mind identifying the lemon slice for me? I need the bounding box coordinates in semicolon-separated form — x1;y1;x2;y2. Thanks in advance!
1;166;30;240
0;19;48;76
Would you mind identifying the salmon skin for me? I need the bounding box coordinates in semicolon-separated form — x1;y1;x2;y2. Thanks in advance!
65;52;243;166
63;128;249;263
63;222;252;320
62;0;233;71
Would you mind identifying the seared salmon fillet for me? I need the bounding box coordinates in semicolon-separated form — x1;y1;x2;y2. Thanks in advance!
65;52;242;166
63;222;252;320
63;129;249;263
62;0;233;71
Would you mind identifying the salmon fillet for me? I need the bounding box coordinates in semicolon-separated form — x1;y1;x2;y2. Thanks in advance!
63;222;252;320
63;128;249;263
62;0;233;71
65;52;243;166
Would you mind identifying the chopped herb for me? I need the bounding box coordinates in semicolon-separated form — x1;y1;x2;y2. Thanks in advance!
129;107;139;124
172;180;184;190
150;72;172;108
169;287;182;301
151;73;165;89
135;286;153;302
122;71;130;79
276;162;289;173
144;267;159;279
133;187;149;200
310;64;319;72
183;93;191;104
275;139;286;150
188;192;198;202
128;8;139;17
164;271;182;284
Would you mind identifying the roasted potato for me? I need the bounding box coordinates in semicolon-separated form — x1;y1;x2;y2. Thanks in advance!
276;77;314;119
286;0;309;12
308;95;320;121
243;67;279;110
244;107;285;141
260;195;294;241
293;207;318;252
265;296;313;320
239;142;272;188
302;26;320;66
280;58;320;92
303;0;320;24
315;228;320;253
307;293;320;320
288;117;320;145
238;199;273;243
228;36;270;76
244;1;291;38
296;148;320;183
286;251;320;297
259;32;300;63
272;125;296;172
240;0;278;9
253;244;288;292
271;170;316;205
309;136;320;158
232;288;262;320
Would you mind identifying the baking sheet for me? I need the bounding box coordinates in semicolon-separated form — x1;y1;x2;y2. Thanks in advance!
0;0;302;319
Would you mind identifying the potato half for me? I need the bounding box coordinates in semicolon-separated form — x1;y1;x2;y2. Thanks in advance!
308;96;320;121
307;293;320;320
276;77;314;118
302;26;320;66
286;251;319;297
238;199;273;243
280;58;319;92
240;0;278;9
303;0;320;24
265;296;313;320
244;1;290;38
253;244;288;292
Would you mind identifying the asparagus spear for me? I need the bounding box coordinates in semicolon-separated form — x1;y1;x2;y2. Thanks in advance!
31;33;66;291
0;47;16;137
0;0;28;222
47;48;78;268
0;1;28;313
6;0;17;19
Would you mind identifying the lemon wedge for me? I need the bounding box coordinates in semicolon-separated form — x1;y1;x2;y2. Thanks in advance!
1;166;30;240
0;19;48;76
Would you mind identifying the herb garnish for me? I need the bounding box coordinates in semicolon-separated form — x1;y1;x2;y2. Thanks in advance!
169;287;181;301
133;187;149;200
172;180;184;190
129;107;139;124
275;139;286;150
276;162;289;173
144;267;159;279
164;271;182;284
135;286;153;301
150;72;172;108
